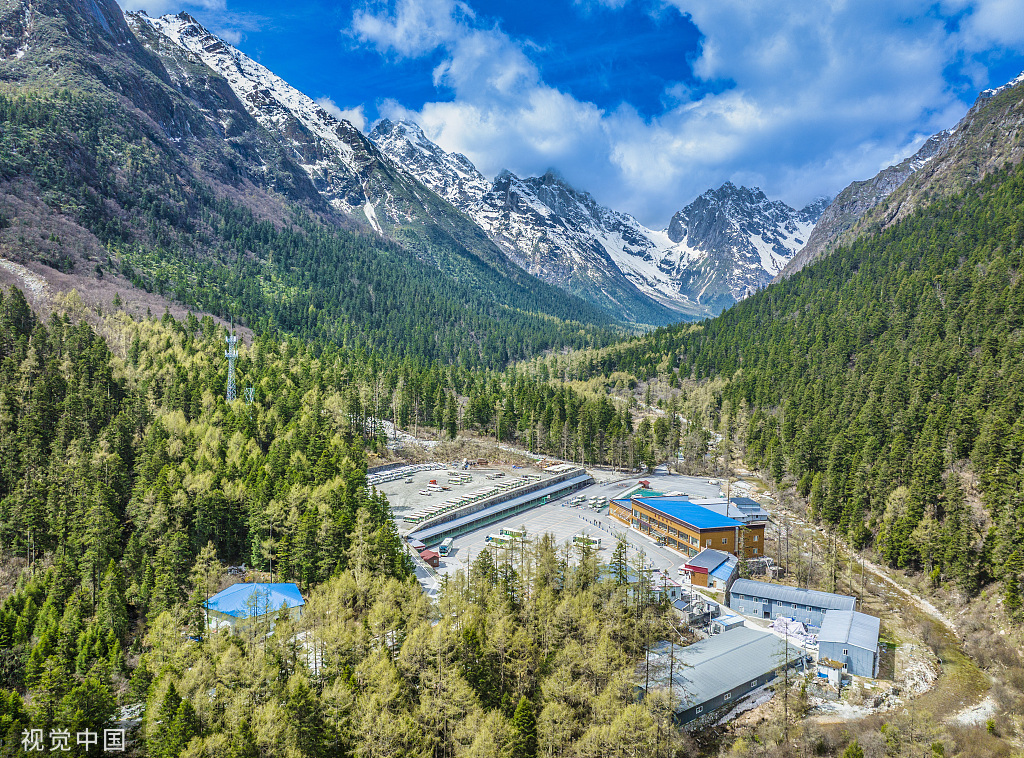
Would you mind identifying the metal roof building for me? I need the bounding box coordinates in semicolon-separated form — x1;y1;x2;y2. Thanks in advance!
409;471;592;545
645;626;804;726
728;579;855;628
611;496;767;560
682;548;738;590
818;609;880;678
689;497;771;524
632;497;744;529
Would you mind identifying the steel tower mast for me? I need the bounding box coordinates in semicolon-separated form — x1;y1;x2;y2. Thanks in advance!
225;330;238;402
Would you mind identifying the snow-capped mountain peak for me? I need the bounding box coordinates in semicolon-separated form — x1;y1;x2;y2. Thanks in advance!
370;122;826;317
369;119;490;207
130;9;827;322
129;10;382;217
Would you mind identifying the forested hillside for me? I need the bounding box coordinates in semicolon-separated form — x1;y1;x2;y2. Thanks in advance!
544;160;1024;610
0;294;685;756
0;0;629;371
0;89;617;367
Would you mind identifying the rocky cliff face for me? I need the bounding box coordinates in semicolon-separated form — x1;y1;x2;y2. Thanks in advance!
779;130;951;278
779;70;1024;280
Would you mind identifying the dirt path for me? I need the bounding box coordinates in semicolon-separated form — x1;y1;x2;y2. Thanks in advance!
762;485;989;725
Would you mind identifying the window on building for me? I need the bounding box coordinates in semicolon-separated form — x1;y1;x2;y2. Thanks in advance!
724;693;731;700
843;649;849;656
705;540;711;547
750;680;757;686
696;706;703;714
753;548;758;554
753;535;759;542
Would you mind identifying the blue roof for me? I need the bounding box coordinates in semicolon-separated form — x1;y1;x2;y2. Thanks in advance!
711;557;738;581
204;583;305;618
633;497;743;529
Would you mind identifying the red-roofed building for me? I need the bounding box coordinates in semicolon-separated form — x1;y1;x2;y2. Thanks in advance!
420;549;440;568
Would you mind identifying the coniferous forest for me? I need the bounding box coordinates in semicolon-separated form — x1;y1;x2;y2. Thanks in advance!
0;90;617;369
545;160;1024;612
2;157;1024;756
4;2;1024;753
0;291;694;757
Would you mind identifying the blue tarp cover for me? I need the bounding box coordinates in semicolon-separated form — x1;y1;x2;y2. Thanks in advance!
204;583;305;618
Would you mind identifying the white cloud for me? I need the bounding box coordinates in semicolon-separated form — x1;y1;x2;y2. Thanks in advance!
217;28;243;45
352;0;474;57
359;0;1023;225
316;97;368;131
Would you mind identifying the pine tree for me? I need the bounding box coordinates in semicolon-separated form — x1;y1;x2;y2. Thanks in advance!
611;538;629;586
97;561;128;643
149;682;183;758
841;740;865;758
508;695;537;758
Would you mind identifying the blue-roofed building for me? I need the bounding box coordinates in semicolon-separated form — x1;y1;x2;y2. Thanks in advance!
817;609;880;677
204;583;305;633
610;495;766;559
682;549;738;590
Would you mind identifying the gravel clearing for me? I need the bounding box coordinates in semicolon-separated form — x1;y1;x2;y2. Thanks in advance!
0;257;48;297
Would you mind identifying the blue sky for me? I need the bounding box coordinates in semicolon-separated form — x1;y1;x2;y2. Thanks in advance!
118;0;1024;227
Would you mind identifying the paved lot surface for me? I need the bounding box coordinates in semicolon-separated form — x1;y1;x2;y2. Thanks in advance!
374;464;546;523
424;470;739;585
382;463;751;596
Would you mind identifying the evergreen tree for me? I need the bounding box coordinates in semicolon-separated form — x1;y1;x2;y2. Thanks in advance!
509;695;538;758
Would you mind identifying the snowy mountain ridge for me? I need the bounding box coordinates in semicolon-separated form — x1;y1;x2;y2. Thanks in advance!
370;120;827;315
131;11;826;322
130;11;393;228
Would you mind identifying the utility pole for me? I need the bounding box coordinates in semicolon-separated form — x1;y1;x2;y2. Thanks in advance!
204;562;210;640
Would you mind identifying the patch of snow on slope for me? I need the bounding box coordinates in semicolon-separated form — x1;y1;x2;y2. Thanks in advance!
363;202;382;234
141;14;358;166
981;71;1024;98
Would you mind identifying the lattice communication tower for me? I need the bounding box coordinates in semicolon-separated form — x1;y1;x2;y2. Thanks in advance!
225;333;238;402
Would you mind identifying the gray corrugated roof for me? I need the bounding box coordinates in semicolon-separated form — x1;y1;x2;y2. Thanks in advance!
410;473;592;541
818;610;880;651
648;627;803;707
731;497;762;508
730;579;856;611
691;498;770;523
686;548;731;571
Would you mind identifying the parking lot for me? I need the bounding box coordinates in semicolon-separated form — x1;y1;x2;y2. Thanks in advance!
372;464;551;523
412;469;744;592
